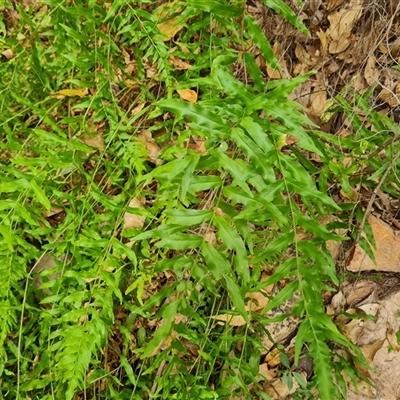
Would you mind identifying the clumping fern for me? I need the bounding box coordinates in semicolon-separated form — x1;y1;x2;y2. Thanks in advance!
0;0;381;399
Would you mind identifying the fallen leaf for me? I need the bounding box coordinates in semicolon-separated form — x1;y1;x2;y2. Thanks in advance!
285;134;299;145
80;132;105;151
246;290;272;312
386;322;400;351
169;56;192;70
347;216;400;273
326;1;362;54
340;317;365;344
175;41;190;53
266;42;288;79
188;139;207;154
145;61;158;78
258;363;276;381
211;314;247;327
361;338;386;364
156;0;184;41
345;373;376;398
316;29;329;57
263;373;305;399
138;130;162;161
309;80;327;117
131;103;146;116
2;49;14;59
52;88;88;98
364;56;379;86
344;280;377;306
265;348;282;368
210;288;272;326
326;0;345;10
177;89;197;103
45;206;64;218
124;197;146;229
295;43;318;68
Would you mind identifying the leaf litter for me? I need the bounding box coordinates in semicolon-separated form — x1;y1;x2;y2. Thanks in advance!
5;0;400;398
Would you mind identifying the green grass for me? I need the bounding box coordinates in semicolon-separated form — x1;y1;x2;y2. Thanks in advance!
1;0;398;399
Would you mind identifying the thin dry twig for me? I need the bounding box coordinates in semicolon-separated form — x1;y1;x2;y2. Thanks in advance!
355;144;400;244
359;134;400;160
150;359;167;396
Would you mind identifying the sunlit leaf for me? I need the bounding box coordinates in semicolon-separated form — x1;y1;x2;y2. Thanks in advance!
177;89;198;103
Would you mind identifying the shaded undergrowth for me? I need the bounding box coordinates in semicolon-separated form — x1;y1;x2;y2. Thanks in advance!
1;1;399;399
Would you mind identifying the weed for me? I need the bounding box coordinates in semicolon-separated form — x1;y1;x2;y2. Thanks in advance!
0;1;385;399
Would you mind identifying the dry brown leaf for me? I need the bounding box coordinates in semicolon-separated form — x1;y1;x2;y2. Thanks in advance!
258;363;276;381
31;254;68;295
81;132;105;151
2;49;14;59
188;139;207;154
360;338;386;364
124;197;146;229
138;130;162;162
145;61;158;78
213;207;226;217
326;1;362;54
331;290;346;312
345;373;376;398
347;216;400;273
211;314;248;327
379;85;400;108
389;39;400;58
285;134;300;145
364;56;379;87
295;43;317;68
316;29;329;57
266;42;288;79
246;290;271;312
177;89;197;103
386;322;400;351
45;206;64;218
121;48;136;74
263;373;305;399
341;317;365;343
131;103;145;116
309;81;327;117
169;56;192;70
211;288;272;326
326;0;345;10
344;280;377;306
156;1;184;41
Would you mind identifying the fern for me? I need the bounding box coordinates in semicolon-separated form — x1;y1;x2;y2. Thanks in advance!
0;0;378;399
55;317;106;399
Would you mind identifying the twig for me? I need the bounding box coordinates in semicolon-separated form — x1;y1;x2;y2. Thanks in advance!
355;144;400;244
358;134;400;160
150;359;166;396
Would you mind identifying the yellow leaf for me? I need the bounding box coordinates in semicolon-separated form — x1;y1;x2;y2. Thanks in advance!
155;1;184;41
177;89;197;103
53;88;88;98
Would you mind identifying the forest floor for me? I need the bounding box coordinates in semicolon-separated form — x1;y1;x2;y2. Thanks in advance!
2;0;400;399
